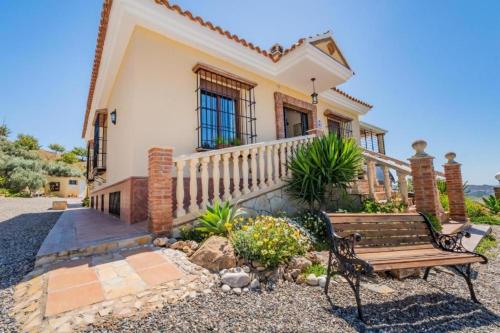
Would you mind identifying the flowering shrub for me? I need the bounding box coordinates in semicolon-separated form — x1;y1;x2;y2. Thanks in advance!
362;199;407;213
291;211;327;244
231;216;311;268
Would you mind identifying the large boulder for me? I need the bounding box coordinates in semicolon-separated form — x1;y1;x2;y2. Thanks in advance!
221;272;251;288
189;236;237;272
287;256;312;272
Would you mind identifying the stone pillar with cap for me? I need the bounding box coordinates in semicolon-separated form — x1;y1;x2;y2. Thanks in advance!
444;152;467;222
408;140;446;221
495;173;500;199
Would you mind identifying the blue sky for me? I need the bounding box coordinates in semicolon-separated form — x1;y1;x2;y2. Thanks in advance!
1;0;499;184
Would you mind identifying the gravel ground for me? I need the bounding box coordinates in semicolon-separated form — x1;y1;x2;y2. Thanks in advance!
0;197;62;333
85;226;500;333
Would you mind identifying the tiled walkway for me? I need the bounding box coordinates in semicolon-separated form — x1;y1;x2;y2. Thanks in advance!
45;248;184;316
37;207;149;264
13;247;217;332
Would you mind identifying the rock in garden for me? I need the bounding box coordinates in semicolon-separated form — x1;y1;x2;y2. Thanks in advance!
189;236;237;272
233;287;242;295
296;275;306;284
221;272;251;288
167;238;177;246
318;275;327;288
221;284;231;292
288;256;312;272
242;265;251;273
170;241;189;251
306;274;319;286
290;269;300;279
153;237;168;247
249;278;260;290
187;240;199;250
363;282;395;295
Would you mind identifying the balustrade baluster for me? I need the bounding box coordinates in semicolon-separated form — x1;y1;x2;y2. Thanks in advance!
175;160;185;217
258;146;267;189
232;151;241;197
188;158;199;213
280;143;286;180
286;142;293;177
241;149;250;194
211;155;221;204
250;148;258;192
266;145;274;186
383;165;392;201
366;160;376;199
200;157;209;210
273;144;280;184
222;153;232;201
397;172;409;205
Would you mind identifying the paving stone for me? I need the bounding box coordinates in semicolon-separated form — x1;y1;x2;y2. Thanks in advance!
363;282;396;295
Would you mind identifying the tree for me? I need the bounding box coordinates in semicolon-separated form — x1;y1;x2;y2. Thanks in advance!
15;134;40;151
59;152;79;164
71;146;88;161
0;123;10;139
8;168;45;194
45;161;82;177
48;143;66;154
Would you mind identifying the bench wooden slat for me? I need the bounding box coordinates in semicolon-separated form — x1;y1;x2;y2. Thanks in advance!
356;235;432;247
371;256;484;271
334;222;427;231
329;214;425;223
359;249;473;261
355;244;435;254
337;229;431;238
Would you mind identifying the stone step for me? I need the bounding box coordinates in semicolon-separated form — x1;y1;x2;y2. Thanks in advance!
461;224;493;252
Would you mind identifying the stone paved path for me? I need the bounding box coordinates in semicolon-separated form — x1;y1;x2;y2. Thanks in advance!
12;247;218;332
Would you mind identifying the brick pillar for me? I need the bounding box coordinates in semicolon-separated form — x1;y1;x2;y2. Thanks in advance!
443;152;467;222
148;147;174;236
408;140;446;221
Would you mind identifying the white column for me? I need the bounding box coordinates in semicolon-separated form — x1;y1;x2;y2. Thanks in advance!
200;156;209;210
222;153;232;201
211;154;221;204
273;144;280;184
175;160;185;217
266;145;274;186
188;158;199;213
366;160;376;199
383;165;392;201
250;148;258;192
232;151;241;197
398;172;409;205
258;146;267;190
286;142;293;177
280;143;286;180
241;149;250;194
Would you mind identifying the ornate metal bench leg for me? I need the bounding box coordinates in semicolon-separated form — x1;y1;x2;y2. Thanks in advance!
423;267;432;280
451;264;480;304
353;276;365;322
324;250;333;295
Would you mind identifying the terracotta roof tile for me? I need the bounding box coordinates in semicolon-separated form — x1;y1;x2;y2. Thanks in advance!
82;0;366;137
331;87;372;109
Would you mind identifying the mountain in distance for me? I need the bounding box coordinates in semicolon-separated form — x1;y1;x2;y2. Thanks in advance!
465;184;495;198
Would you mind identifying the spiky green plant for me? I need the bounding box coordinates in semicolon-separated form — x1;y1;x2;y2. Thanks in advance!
195;201;246;236
482;195;500;215
285;134;363;210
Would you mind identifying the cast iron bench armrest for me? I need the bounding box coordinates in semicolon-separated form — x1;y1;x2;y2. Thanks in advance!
329;231;374;275
419;213;488;263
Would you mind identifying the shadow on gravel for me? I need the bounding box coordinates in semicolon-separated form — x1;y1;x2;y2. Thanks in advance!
327;293;500;332
0;211;61;289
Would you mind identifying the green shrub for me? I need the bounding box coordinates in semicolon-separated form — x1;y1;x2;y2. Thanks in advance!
195;201;246;237
482;195;500;215
82;197;90;207
470;215;500;226
303;263;327;277
475;234;497;257
59;152;79;164
436;179;447;195
465;198;490;218
426;214;443;232
285;134;363;210
292;211;328;244
439;193;449;211
179;225;209;242
45;162;82;177
231;215;311;268
361;199;407;213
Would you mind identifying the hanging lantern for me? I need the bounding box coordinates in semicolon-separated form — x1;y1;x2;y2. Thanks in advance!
310;78;318;105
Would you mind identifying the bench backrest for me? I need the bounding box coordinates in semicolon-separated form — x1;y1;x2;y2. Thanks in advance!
326;213;434;251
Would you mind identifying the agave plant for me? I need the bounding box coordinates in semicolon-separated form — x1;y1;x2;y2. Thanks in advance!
195;201;246;236
285;134;363;210
482;195;500;215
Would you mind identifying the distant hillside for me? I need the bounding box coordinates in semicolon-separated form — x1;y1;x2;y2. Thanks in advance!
465;184;494;198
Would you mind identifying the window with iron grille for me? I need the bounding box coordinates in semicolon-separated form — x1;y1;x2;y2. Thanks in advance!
194;64;257;150
327;115;353;138
360;129;385;154
49;182;60;192
92;111;107;174
109;191;120;217
68;179;78;186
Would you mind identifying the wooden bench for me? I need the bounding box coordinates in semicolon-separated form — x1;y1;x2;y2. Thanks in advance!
319;212;488;322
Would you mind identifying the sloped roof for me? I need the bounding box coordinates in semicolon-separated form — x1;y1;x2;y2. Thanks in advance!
82;0;370;136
